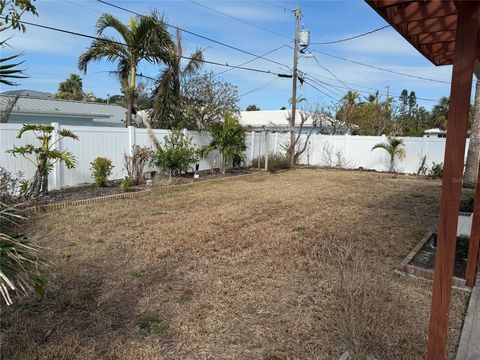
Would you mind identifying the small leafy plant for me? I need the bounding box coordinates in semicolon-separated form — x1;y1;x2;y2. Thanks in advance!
429;162;443;179
120;176;134;192
128;270;141;278
0;167;24;204
153;129;199;176
90;157;114;187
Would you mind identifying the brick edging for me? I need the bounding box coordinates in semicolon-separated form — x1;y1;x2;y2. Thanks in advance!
22;189;151;214
22;170;268;214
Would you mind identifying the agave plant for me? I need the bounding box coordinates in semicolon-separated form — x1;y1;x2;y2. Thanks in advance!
0;202;45;305
372;136;406;173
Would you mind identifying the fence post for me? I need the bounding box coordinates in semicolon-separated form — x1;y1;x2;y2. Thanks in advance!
274;132;279;154
344;134;350;167
52;122;62;190
128;126;135;155
250;131;255;164
422;135;428;162
264;130;269;171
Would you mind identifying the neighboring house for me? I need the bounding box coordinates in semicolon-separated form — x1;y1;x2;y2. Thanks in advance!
0;95;126;127
239;110;349;134
424;128;447;138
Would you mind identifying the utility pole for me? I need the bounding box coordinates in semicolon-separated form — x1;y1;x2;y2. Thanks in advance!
290;5;301;166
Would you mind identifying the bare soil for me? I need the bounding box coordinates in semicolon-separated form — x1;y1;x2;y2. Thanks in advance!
0;169;469;360
411;233;469;278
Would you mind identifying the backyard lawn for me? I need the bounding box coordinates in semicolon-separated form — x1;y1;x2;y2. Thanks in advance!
0;169;469;359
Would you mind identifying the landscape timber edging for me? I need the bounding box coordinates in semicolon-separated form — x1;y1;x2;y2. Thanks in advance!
395;230;470;292
22;170;269;214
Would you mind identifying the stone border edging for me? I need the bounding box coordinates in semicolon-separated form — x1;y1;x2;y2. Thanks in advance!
395;230;470;291
22;170;267;214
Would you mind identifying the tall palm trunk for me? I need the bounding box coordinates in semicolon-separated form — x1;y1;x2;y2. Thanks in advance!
464;78;480;188
125;64;137;128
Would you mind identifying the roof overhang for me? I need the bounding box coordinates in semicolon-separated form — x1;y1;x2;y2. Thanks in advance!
11;110;113;119
366;1;480;66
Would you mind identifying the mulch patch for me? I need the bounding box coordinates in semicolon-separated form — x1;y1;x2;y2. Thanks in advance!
410;233;469;278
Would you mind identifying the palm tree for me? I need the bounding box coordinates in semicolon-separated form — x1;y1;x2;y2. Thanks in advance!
55;74;84;100
151;27;203;129
78;12;172;127
430;96;449;130
372;137;406;173
201;114;247;174
342;90;360;106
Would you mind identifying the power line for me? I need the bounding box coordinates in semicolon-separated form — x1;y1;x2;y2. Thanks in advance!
7;17;291;78
240;78;282;97
311;49;450;84
311;25;391;45
96;0;291;70
260;1;288;12
187;0;291;39
216;43;291;76
303;78;340;102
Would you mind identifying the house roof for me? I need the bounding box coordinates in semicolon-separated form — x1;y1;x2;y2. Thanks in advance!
365;1;480;66
0;95;126;123
239;110;315;128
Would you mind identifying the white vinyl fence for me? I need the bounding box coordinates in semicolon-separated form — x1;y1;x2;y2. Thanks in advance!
0;123;469;190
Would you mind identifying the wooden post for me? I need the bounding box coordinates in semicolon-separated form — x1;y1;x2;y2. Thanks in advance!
465;161;480;287
427;3;480;359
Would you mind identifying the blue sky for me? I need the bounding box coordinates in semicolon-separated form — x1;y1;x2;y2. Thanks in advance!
2;0;456;111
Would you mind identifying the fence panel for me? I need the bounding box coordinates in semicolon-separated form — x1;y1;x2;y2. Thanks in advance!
1;123;471;190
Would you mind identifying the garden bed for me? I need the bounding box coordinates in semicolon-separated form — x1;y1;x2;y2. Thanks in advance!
398;231;470;289
25;168;256;207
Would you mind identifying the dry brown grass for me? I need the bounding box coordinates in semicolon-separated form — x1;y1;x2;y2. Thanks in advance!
0;169;469;360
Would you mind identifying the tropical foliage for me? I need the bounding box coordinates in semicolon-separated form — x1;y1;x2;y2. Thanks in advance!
372;137;406;173
201;114;246;174
153;129;199;176
151;27;203;129
7;124;78;198
0;0;37;86
55;74;84;100
0;202;45;306
78;12;172;127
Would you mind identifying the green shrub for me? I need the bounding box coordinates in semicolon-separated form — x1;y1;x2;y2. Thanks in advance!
90;157;114;187
153;129;199;176
0;167;23;204
120;176;134;192
429;162;443;179
251;153;291;172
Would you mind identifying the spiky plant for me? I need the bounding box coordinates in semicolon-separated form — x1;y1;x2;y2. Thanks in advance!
0;202;45;305
372;137;406;173
7;124;78;198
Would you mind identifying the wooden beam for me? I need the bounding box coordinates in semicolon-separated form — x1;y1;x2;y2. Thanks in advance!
427;2;480;360
414;30;456;45
401;15;457;36
466;163;480;287
386;1;456;25
420;42;455;56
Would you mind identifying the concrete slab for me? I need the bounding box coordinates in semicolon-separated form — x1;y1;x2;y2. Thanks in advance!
457;214;473;237
456;274;480;360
